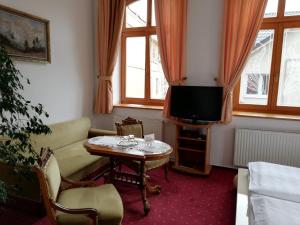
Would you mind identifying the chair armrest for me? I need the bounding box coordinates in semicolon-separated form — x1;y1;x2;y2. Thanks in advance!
88;128;117;138
50;201;98;225
61;176;98;188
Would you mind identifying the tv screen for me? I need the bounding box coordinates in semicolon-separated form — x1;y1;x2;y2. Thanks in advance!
170;86;223;122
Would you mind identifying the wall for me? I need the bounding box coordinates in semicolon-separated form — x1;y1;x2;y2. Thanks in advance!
0;0;95;124
93;0;300;168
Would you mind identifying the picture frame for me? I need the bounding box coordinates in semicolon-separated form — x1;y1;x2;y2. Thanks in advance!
0;4;51;63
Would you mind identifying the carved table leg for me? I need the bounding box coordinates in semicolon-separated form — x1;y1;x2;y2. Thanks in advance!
146;182;161;194
139;161;150;215
145;174;161;194
106;157;116;184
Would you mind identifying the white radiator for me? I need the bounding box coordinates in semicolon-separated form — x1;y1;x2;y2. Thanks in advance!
234;128;300;167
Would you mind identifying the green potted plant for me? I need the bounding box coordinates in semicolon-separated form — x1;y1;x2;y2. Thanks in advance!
0;45;51;204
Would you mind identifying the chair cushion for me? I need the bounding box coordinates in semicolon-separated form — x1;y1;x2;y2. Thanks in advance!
57;184;123;225
145;157;169;171
44;155;61;201
126;157;169;173
54;140;109;179
120;124;143;138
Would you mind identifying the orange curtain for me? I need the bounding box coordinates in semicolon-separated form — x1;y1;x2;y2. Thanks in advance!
94;0;126;114
155;0;188;118
219;0;267;123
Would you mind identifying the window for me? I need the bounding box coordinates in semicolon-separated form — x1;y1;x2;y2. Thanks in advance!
121;0;168;106
234;0;300;115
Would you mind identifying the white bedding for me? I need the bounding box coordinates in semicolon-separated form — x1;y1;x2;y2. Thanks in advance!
249;194;300;225
249;161;300;203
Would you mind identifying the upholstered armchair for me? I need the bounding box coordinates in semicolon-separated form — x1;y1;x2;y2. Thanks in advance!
33;148;123;225
115;117;169;180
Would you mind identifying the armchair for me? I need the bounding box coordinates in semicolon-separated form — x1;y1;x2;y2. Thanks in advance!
33;148;123;225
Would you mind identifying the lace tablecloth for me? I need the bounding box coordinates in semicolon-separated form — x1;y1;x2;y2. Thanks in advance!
88;136;171;155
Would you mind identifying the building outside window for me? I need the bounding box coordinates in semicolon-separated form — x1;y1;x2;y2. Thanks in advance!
121;0;168;106
234;0;300;115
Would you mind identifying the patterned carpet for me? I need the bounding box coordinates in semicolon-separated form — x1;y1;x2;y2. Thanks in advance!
0;167;237;225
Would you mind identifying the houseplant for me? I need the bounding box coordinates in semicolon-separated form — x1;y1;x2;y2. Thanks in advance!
0;45;50;204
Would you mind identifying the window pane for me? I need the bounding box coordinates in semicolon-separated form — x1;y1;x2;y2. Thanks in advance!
285;0;300;16
126;37;145;98
239;30;274;105
277;28;300;107
264;0;279;18
151;0;156;26
150;35;167;100
126;0;147;28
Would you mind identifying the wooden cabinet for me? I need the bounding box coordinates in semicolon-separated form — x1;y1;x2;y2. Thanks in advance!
173;122;212;175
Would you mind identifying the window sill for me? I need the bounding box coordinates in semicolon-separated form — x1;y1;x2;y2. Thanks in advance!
114;103;163;110
233;111;300;121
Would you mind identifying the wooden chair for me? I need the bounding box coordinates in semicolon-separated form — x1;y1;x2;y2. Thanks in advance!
115;117;169;180
33;148;123;225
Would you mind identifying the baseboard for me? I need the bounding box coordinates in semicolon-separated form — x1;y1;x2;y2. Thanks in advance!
169;159;237;171
211;164;238;170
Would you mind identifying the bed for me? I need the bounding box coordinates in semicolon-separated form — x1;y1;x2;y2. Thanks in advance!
235;162;300;225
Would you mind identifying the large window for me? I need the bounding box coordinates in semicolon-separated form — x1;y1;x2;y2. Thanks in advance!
234;0;300;115
121;0;168;105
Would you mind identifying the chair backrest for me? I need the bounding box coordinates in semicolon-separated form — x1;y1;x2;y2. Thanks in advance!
115;117;144;138
33;148;61;225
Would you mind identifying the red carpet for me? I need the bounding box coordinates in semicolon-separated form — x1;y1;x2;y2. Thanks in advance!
0;167;237;225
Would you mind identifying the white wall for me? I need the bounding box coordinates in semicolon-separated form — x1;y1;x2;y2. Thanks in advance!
0;0;95;124
93;0;300;168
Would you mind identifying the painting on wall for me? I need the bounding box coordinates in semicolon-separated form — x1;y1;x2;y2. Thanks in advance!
0;4;50;63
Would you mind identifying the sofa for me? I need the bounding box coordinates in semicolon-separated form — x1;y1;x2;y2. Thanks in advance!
0;117;116;211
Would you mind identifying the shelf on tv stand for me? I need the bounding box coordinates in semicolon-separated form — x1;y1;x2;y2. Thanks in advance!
181;119;211;125
164;118;214;129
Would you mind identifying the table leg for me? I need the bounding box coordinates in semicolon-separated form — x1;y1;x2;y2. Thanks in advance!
139;161;150;215
146;182;161;194
144;174;161;194
106;157;116;184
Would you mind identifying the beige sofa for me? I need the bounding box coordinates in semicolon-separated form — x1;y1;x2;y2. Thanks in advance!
0;117;116;210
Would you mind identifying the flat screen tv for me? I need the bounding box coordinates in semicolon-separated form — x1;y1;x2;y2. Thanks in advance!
170;86;223;122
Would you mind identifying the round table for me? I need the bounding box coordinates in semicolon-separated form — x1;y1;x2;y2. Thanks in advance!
84;136;173;215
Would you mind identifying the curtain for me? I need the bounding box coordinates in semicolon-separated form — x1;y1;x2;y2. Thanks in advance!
155;0;188;118
219;0;268;123
94;0;126;114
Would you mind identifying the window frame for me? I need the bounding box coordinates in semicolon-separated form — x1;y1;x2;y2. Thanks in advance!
121;0;165;106
233;0;300;115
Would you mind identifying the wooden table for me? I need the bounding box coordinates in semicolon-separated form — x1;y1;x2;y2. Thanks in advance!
84;136;172;215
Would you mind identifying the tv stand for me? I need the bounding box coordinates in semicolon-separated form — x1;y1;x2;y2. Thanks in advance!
182;119;209;125
172;121;212;175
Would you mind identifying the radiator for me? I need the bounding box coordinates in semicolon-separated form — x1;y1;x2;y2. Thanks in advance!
234;128;300;167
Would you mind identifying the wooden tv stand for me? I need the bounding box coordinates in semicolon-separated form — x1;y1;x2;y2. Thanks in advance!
171;121;213;175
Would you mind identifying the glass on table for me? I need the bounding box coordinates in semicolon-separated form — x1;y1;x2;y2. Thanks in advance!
144;134;155;147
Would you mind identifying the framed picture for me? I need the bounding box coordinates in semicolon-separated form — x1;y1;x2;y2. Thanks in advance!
0;4;50;63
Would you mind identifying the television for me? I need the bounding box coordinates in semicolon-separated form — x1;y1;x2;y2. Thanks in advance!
170;86;223;122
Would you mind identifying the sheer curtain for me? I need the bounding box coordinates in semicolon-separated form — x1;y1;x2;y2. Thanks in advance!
155;0;188;118
94;0;126;114
219;0;267;123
